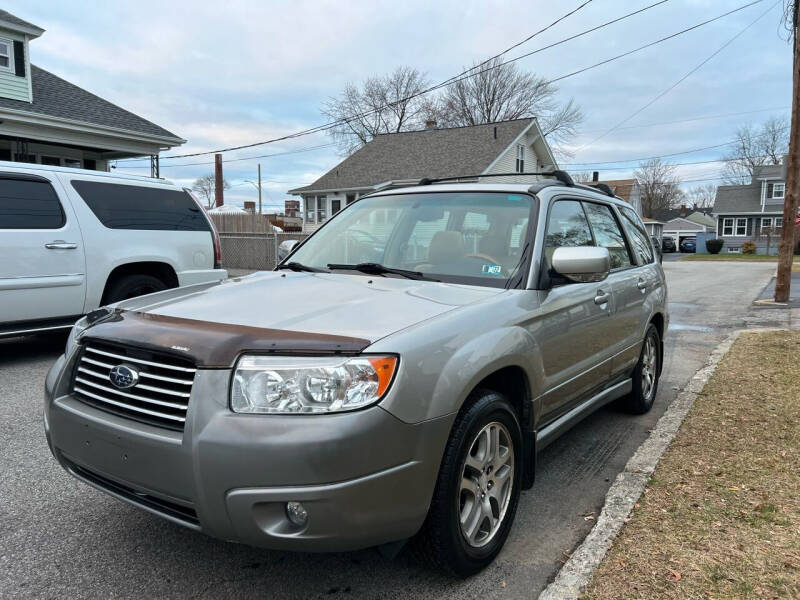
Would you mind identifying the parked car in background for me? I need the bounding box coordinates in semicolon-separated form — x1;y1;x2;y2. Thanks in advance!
679;237;697;253
45;173;668;576
661;236;676;253
650;236;663;263
0;163;226;338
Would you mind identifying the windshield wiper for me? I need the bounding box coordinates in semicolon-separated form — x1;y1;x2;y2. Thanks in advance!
327;262;439;281
276;261;328;273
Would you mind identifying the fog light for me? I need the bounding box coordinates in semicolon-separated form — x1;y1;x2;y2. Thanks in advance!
286;501;308;526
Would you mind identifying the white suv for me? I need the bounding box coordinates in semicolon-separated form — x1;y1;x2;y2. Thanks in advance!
0;162;226;338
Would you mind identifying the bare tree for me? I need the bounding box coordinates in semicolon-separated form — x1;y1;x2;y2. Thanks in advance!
634;158;683;218
322;66;430;155
722;117;789;184
430;58;582;157
569;171;596;184
685;184;717;209
192;174;230;208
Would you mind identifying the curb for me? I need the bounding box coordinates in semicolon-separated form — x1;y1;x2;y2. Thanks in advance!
538;329;748;600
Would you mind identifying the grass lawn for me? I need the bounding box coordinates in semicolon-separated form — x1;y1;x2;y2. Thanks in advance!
584;331;800;599
680;254;798;263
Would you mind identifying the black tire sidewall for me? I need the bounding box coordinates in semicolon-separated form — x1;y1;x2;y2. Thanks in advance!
105;274;167;304
438;392;523;574
628;324;660;414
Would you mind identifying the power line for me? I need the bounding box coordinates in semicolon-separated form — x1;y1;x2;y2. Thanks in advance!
119;0;673;162
580;106;789;134
575;0;777;153
114;142;335;168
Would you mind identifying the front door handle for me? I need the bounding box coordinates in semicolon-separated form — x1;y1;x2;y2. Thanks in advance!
637;278;648;291
45;241;78;250
594;289;609;305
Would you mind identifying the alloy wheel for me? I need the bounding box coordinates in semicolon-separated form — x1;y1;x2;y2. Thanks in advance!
458;421;514;548
641;334;657;401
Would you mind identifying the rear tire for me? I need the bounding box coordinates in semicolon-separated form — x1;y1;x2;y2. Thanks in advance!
104;274;168;304
415;389;522;577
622;323;661;414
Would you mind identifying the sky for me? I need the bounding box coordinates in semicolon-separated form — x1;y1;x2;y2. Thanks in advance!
15;0;794;210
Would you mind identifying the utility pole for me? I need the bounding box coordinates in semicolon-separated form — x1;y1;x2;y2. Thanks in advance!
257;163;262;214
214;153;224;208
776;0;800;302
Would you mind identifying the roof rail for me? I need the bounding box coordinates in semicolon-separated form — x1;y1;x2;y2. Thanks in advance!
417;169;575;187
579;182;616;198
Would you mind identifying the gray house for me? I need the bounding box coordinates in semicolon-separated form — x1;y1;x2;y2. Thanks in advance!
713;164;787;254
0;9;184;172
289;118;557;231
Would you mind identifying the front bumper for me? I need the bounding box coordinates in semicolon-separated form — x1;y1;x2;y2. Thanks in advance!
44;352;453;552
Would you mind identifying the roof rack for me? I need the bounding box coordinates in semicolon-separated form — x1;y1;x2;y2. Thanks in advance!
417;170;575;187
579;182;616;198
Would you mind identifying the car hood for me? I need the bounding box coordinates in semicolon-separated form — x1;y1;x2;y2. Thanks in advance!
109;271;504;344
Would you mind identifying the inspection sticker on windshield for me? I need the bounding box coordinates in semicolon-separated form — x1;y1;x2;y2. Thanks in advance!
482;264;503;276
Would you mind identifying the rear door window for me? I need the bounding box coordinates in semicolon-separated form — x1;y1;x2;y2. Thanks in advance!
582;202;633;270
0;177;65;229
618;205;655;264
70;180;210;231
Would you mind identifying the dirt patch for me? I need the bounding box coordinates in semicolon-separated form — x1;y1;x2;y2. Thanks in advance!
583;331;800;599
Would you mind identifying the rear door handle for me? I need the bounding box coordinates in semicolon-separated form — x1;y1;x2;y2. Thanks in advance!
45;241;78;250
637;278;648;291
594;289;609;305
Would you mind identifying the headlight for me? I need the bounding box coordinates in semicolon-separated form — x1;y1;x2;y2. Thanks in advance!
231;355;398;414
65;317;88;355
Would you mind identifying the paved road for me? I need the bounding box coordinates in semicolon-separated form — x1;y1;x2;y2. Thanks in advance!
0;262;785;600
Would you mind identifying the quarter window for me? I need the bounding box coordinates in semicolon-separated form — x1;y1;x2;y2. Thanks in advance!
0;178;65;229
618;206;654;264
70;180;210;231
582;202;633;269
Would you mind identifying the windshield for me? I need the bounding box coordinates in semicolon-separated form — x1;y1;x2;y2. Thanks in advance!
288;192;534;287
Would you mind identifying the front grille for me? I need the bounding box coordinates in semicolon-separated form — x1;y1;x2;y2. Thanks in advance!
71;341;196;431
64;457;199;527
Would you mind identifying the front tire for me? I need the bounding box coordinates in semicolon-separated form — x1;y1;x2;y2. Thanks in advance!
416;389;522;577
623;323;661;414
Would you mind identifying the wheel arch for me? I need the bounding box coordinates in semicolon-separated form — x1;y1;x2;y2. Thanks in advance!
101;261;179;304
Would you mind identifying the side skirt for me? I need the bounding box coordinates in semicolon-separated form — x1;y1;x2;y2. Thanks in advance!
535;379;632;451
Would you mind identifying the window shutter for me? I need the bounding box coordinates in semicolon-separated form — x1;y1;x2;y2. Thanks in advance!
13;40;25;77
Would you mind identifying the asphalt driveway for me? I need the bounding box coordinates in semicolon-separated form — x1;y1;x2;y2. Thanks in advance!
0;261;783;599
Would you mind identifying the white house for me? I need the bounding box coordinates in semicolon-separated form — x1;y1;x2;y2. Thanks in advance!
288;118;557;231
0;9;184;172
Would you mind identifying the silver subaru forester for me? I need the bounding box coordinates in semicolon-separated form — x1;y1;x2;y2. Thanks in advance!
45;174;667;576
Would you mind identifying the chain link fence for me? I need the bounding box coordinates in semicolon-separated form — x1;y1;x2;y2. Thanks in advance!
219;232;309;270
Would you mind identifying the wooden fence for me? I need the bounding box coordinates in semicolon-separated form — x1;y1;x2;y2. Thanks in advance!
210;213;274;233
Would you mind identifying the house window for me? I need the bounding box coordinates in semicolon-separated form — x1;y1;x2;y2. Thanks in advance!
515;145;525;173
735;217;747;236
767;182;785;199
305;196;315;222
727;247;741;254
761;217;773;232
331;199;341;215
346;193;356;205
776;217;783;228
722;218;734;236
40;156;61;166
316;195;327;222
64;159;82;169
0;38;12;71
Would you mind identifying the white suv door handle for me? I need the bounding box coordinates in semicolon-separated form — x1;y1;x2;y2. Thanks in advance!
594;289;609;305
45;241;78;250
637;278;648;291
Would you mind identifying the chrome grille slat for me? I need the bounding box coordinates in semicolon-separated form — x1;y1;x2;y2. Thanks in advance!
73;387;186;422
76;367;191;398
85;346;197;373
74;377;189;409
71;342;196;430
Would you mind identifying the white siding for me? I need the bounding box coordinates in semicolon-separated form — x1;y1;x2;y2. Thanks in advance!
0;29;30;102
482;128;542;183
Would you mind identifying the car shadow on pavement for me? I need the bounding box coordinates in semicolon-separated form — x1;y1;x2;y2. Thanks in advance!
0;331;67;367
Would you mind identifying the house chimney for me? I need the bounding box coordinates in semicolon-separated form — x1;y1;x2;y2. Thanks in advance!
680;204;687;217
592;171;599;182
425;120;437;129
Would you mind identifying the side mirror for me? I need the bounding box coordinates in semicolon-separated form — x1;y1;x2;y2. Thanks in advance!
277;239;300;262
551;246;610;283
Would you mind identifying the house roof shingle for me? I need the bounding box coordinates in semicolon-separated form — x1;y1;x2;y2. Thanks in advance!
290;118;538;193
0;65;182;141
713;185;771;214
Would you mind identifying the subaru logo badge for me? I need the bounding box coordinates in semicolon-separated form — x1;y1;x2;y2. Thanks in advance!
109;364;139;389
